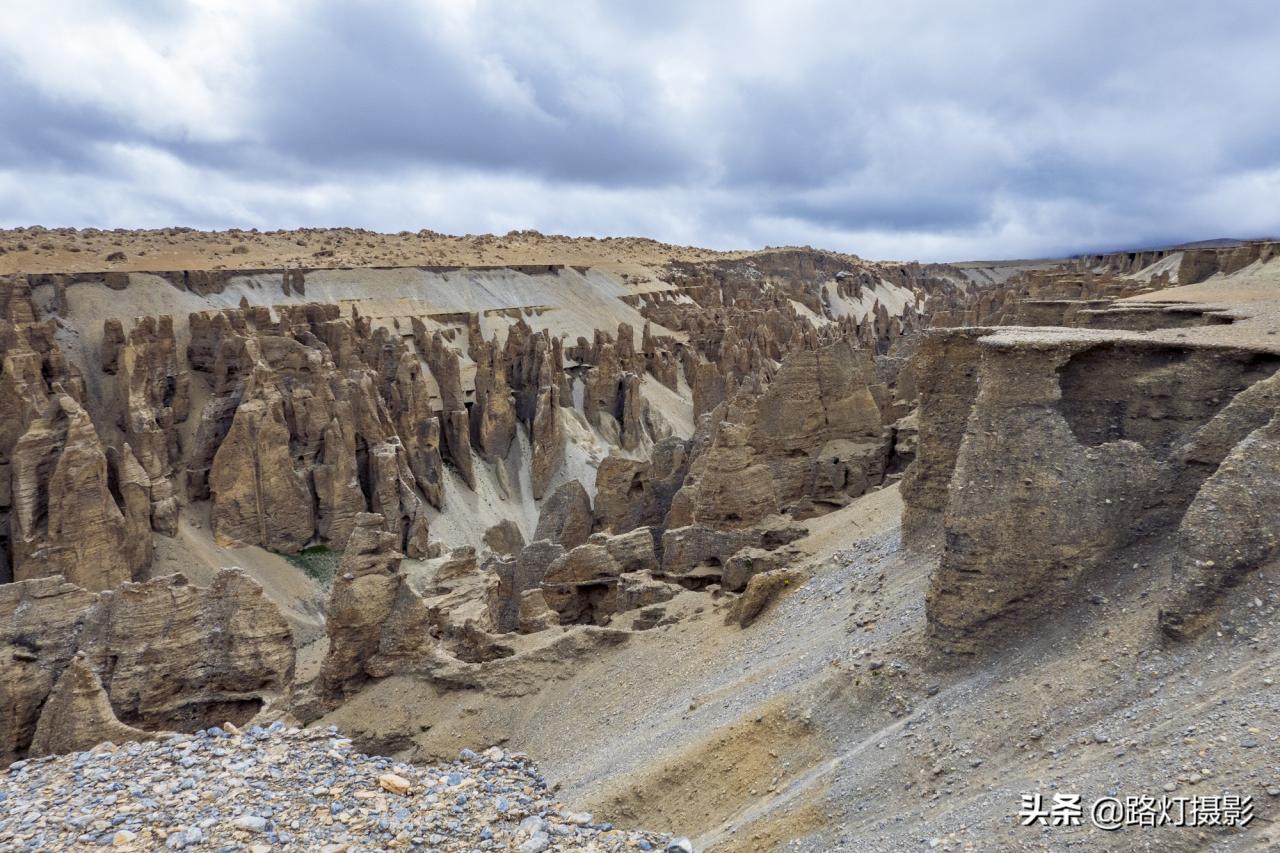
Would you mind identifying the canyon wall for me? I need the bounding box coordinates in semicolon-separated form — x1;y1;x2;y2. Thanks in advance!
0;569;293;763
903;244;1280;655
2;249;989;756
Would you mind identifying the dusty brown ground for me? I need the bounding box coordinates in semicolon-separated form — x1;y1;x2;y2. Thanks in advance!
0;226;847;275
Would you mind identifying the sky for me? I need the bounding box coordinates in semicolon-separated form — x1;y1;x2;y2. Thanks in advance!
1;0;1278;262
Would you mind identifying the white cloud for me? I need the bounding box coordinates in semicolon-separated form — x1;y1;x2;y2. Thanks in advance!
0;0;1277;260
0;1;262;143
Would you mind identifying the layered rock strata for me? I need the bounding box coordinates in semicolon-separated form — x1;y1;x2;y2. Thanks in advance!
909;324;1280;655
0;569;293;765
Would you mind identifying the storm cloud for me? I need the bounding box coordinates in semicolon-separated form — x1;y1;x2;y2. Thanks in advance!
1;0;1278;260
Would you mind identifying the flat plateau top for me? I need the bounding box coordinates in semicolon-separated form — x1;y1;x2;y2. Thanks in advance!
0;227;742;276
0;228;872;276
981;259;1280;354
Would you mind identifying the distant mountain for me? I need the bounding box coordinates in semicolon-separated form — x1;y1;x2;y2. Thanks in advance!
1164;237;1248;249
1063;236;1271;261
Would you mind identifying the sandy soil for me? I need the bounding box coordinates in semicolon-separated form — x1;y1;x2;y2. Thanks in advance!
0;226;824;276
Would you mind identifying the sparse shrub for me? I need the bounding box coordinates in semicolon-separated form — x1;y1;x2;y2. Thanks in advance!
231;244;250;255
284;545;339;586
106;251;127;262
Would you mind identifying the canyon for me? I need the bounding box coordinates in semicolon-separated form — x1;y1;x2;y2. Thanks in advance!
1;227;1278;851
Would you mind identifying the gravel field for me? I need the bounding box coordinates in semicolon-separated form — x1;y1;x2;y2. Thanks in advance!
0;723;689;853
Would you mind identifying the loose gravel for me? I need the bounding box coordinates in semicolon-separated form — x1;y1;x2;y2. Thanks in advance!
0;722;689;852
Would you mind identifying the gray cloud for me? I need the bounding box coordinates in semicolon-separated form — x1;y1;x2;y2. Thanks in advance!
0;0;1277;261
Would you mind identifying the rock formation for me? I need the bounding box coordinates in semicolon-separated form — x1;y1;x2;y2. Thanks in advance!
730;566;805;628
899;329;988;552
105;314;189;535
3;247;956;596
28;656;155;758
0;243;1004;767
470;334;518;462
210;367;316;552
1160;408;1280;639
667;339;888;530
540;528;679;625
6;231;1280;852
0;569;293;765
594;437;690;536
482;518;527;557
910;325;1280;655
190;305;437;556
505;319;568;498
320;513;433;699
533;480;594;550
10;395;145;590
660;517;806;584
485;539;566;633
421;327;477;489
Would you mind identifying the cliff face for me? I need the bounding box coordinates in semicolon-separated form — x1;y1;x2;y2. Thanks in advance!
319;512;433;701
7;232;1280;849
1;276;144;590
193;305;439;557
0;569;293;764
903;247;1280;655
666;339;888;530
10;393;144;591
1160;402;1280;639
2;250;959;595
927;334;1279;653
899;329;988;553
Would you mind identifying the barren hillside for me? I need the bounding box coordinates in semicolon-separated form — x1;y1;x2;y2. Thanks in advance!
0;226;769;276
